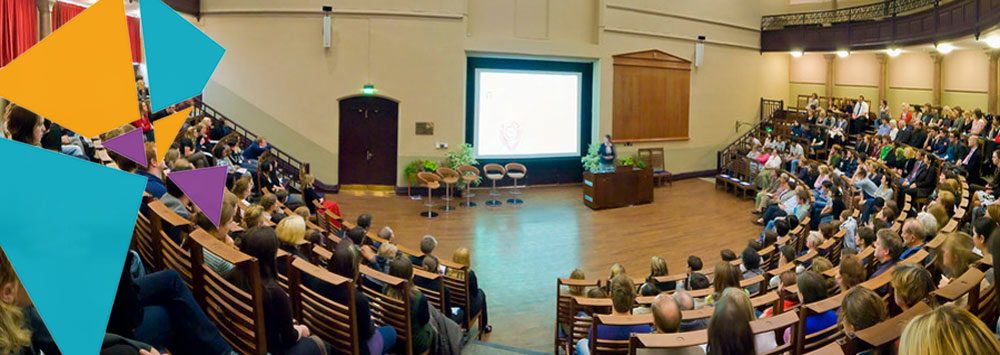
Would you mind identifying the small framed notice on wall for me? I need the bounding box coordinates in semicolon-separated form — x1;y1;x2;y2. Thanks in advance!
416;122;434;135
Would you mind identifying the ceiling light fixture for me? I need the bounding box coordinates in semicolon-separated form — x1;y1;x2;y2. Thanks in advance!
790;50;803;58
936;43;954;54
836;50;849;58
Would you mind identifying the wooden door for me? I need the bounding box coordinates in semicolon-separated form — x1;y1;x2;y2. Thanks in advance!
338;96;398;186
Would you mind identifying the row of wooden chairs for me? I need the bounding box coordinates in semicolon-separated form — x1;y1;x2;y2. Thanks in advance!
134;189;487;354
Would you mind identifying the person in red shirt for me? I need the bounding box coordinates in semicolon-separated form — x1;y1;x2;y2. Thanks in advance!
132;100;154;141
900;102;913;124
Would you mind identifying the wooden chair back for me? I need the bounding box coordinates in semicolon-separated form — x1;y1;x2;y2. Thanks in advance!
628;330;707;355
132;209;161;272
592;314;652;354
187;229;267;355
359;264;416;355
147;200;195;288
413;268;447;313
840;302;931;355
287;258;360;355
557;278;601;352
443;265;483;334
752;310;800;355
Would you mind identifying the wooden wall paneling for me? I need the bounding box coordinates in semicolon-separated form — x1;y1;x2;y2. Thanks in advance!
612;50;691;142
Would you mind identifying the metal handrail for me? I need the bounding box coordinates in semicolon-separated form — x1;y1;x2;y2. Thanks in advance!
761;0;938;30
193;98;308;192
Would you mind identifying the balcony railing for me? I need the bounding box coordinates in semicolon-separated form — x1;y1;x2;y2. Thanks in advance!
761;0;937;30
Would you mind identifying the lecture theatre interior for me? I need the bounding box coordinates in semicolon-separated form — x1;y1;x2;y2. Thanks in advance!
5;0;1000;354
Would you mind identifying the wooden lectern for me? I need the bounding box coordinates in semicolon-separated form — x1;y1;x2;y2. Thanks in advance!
582;168;654;210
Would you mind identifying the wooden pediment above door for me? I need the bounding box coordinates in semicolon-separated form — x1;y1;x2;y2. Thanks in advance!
613;49;691;71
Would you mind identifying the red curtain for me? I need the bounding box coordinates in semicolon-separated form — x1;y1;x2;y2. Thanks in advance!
126;16;141;63
51;1;85;32
51;2;142;63
0;0;38;67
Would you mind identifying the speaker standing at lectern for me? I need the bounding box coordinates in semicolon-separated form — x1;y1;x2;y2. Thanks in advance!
599;134;616;172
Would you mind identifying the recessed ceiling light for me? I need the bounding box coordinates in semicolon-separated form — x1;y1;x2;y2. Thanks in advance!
936;43;954;54
836;50;849;58
790;51;803;58
986;37;1000;49
886;48;901;57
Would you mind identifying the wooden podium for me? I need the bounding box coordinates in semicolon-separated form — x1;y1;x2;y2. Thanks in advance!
582;168;654;210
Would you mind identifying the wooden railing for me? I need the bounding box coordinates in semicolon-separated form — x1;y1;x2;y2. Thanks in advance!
717;98;784;172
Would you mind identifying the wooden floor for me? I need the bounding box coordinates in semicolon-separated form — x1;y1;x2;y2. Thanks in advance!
333;178;759;353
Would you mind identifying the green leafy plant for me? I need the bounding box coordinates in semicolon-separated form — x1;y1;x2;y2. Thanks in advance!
581;143;601;172
404;160;424;186
617;155;648;169
445;143;481;188
422;160;438;172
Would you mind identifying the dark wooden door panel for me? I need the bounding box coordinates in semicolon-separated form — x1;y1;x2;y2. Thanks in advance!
338;96;398;186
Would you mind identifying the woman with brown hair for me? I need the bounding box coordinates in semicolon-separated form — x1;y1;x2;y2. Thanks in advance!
385;256;434;354
707;262;742;305
706;288;757;355
4;105;44;146
891;263;936;312
836;254;866;293
840;287;887;335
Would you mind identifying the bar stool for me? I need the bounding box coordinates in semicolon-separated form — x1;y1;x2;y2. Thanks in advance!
483;163;506;207
457;165;480;207
436;167;460;212
417;172;441;218
505;162;526;204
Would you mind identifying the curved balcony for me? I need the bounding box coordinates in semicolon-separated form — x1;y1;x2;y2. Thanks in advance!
761;0;1000;52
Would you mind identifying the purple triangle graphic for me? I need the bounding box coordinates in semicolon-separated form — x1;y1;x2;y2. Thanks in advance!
102;129;147;168
167;166;228;227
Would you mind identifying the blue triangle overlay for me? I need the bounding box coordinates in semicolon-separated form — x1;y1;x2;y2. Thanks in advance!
140;0;225;112
0;139;146;355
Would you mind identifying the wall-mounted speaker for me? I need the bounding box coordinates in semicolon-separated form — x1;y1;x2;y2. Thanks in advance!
322;6;332;48
694;35;705;68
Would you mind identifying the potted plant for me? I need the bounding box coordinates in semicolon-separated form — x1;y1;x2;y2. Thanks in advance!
581;142;601;172
404;159;439;196
445;143;481;190
617;155;647;169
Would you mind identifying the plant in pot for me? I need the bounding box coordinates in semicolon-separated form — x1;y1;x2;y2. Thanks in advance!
445;143;481;190
617;155;647;169
404;159;440;196
581;142;601;172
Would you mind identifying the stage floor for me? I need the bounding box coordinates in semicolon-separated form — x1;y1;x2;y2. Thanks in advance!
332;178;758;353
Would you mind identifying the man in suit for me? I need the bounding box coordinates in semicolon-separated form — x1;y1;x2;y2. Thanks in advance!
895;122;913;146
904;150;936;199
908;121;928;149
960;136;984;185
852;95;870;135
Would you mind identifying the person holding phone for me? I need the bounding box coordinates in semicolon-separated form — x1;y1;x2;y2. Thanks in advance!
599;134;616;172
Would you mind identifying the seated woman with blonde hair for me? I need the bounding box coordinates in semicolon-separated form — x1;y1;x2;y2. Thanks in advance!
446;247;492;334
275;214;308;275
900;305;1000;354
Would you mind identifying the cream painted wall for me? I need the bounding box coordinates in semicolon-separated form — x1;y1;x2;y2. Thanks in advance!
943;50;989;92
889;52;934;89
835;53;878;87
189;0;786;186
790;54;827;84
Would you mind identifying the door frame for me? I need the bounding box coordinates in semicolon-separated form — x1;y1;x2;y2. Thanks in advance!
337;94;401;187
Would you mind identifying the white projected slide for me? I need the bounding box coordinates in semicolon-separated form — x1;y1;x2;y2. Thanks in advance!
474;69;581;159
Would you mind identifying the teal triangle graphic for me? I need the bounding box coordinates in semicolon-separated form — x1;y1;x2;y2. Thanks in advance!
140;0;225;112
0;139;146;355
